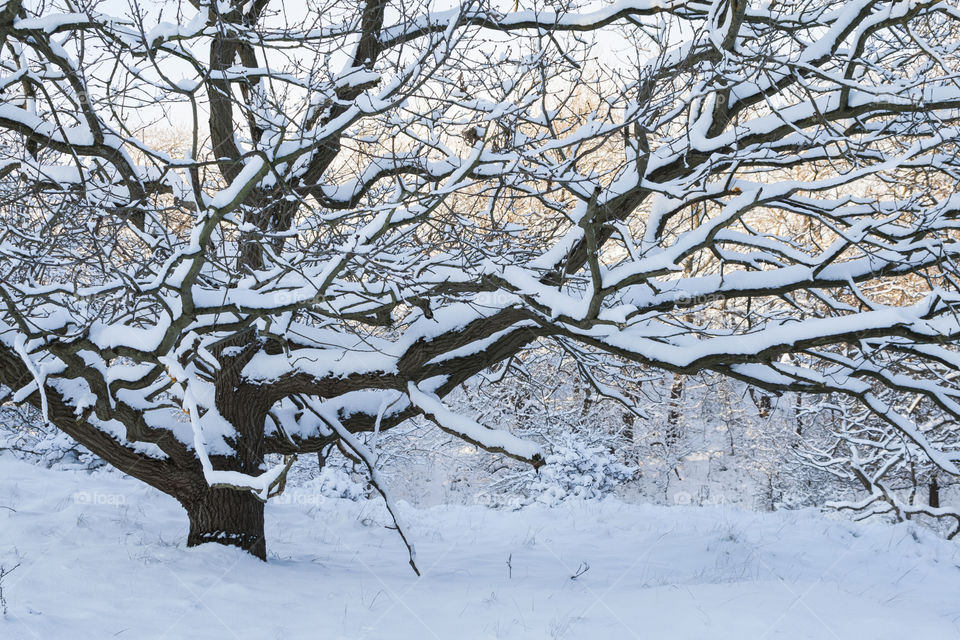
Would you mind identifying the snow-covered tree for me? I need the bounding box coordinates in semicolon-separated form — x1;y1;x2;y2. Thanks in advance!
3;0;960;563
798;380;960;538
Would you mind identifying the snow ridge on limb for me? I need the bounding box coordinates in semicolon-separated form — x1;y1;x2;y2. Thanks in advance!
163;356;294;501
378;0;697;49
407;382;544;467
11;335;48;425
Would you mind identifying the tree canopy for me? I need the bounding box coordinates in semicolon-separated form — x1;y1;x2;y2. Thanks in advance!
2;0;960;561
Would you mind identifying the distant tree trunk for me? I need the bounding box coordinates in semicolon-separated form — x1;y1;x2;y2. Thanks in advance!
748;387;771;418
930;476;940;509
665;374;685;446
581;386;593;415
185;487;266;560
759;473;776;512
794;392;803;436
622;412;635;442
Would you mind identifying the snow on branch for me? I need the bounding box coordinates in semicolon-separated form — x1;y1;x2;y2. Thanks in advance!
11;335;48;425
164;357;294;502
407;382;544;467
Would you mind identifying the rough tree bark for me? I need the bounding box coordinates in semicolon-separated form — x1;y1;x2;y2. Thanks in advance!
185;486;267;560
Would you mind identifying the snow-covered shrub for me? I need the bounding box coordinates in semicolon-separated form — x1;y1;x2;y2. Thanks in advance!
475;435;637;509
526;439;637;506
0;403;103;470
270;451;373;503
312;465;370;501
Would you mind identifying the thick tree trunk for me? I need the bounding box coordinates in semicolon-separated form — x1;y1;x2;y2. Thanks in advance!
180;331;272;560
665;374;685;446
186;487;266;560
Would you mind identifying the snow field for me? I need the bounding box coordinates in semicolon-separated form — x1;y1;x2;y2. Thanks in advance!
1;455;958;639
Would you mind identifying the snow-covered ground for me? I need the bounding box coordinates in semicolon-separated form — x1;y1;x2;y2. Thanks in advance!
1;455;959;639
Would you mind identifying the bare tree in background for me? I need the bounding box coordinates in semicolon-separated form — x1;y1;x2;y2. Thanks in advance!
798;377;960;538
3;0;960;563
